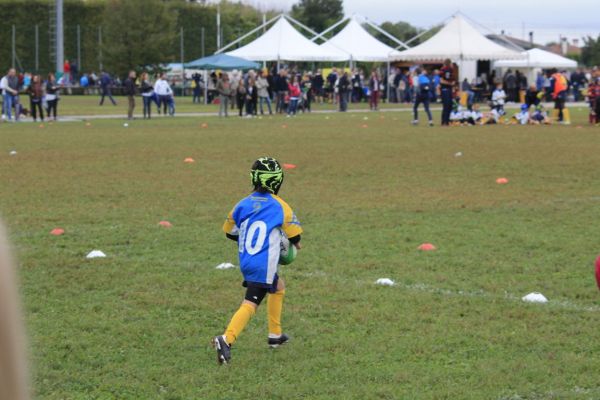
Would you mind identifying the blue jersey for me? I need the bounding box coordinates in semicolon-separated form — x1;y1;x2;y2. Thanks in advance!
223;192;302;286
417;74;431;94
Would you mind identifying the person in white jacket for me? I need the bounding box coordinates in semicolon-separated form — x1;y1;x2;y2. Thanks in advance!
0;75;7;120
153;73;173;116
1;69;19;121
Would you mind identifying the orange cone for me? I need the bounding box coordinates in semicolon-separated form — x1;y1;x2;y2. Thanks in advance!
418;243;436;251
50;228;65;236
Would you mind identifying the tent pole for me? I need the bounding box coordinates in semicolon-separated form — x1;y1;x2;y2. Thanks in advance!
309;16;349;42
285;14;326;40
217;14;281;54
386;61;391;103
363;19;409;49
204;69;208;105
402;30;429;47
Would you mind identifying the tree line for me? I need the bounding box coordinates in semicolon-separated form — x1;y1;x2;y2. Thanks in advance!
0;0;281;77
8;0;590;80
0;0;437;78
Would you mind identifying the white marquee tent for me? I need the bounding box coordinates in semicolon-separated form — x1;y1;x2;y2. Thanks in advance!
493;47;577;86
391;14;524;80
494;48;577;69
225;16;348;63
319;18;402;62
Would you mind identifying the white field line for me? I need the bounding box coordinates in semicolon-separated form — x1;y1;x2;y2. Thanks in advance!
21;107;431;122
291;270;600;312
392;281;600;313
13;101;590;122
498;386;600;399
544;196;600;205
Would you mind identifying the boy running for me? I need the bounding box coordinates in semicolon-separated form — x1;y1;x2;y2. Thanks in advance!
213;157;302;364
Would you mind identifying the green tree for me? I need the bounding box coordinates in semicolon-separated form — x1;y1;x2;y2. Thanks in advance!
291;0;343;34
63;0;105;74
377;21;420;46
367;21;441;48
0;0;282;75
581;35;600;67
101;0;176;77
0;0;107;75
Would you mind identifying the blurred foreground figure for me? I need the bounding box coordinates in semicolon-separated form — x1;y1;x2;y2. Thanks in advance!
0;221;29;400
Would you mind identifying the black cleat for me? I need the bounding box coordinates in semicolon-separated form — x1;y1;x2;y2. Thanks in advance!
212;335;231;364
268;333;290;348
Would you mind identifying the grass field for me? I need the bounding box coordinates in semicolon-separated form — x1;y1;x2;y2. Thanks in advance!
1;106;600;399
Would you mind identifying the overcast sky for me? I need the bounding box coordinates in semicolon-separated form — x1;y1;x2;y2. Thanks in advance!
243;0;600;44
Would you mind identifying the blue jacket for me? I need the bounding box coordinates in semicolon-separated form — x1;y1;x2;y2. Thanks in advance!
100;73;111;87
418;74;431;94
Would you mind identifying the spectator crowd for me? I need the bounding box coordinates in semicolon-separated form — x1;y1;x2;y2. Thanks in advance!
2;62;600;126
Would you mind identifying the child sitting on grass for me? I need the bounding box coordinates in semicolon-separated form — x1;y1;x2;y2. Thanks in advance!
509;104;530;125
464;104;483;125
449;98;465;126
480;109;502;125
530;105;551;125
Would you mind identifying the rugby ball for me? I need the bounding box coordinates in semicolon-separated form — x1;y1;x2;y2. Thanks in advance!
279;234;297;265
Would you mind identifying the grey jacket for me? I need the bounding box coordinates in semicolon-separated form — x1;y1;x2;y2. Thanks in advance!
256;77;269;98
216;79;232;96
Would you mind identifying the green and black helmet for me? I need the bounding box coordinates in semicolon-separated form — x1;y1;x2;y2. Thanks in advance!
250;157;284;195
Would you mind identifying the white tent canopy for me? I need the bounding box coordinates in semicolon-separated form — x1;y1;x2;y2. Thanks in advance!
494;48;578;69
319;18;402;62
225;17;348;62
391;14;524;62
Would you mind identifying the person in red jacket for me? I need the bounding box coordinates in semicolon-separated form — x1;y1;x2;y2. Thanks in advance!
287;75;301;116
63;59;71;85
588;77;600;125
